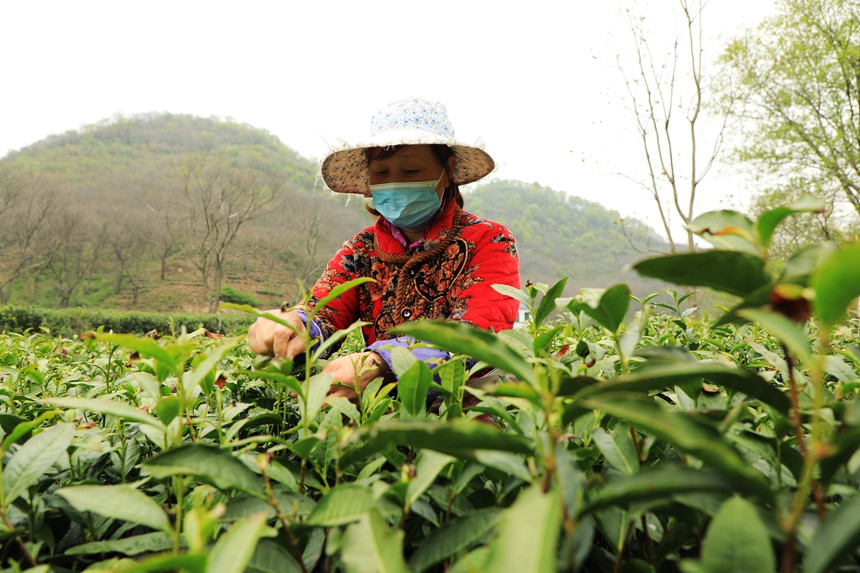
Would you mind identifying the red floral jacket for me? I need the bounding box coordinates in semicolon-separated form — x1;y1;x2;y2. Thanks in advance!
307;199;520;345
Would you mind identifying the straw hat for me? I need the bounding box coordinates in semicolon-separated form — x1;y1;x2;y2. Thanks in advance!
320;97;495;195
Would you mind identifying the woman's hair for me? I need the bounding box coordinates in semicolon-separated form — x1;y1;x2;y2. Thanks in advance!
364;144;464;217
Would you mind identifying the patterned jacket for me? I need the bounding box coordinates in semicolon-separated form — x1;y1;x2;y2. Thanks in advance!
307;199;520;349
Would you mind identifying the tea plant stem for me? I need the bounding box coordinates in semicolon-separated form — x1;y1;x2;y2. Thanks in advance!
171;476;185;552
261;461;309;573
1;511;38;568
612;520;634;573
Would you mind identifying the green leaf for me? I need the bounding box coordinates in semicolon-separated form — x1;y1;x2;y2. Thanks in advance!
485;485;562;573
247;539;303;573
571;361;790;415
406;450;455;510
632;252;770;297
756;197;825;249
304;483;376;526
584;466;735;514
492;284;533;307
57;485;170;533
340;510;410;573
391;321;534;386
812;241;860;329
299;372;332;423
688;210;758;252
95;333;180;372
684;497;775;573
409;508;501;573
310;277;376;317
65;532;174;556
339;419;532;468
3;423;74;505
142;444;264;498
592;423;639;475
737;309;813;366
569;284;631;333
209;513;274;573
184;339;241;395
579;395;771;499
803;494;860;573
397;360;433;418
534;276;568;328
103;551;207;573
153;396;181;426
44;397;163;428
0;410;61;452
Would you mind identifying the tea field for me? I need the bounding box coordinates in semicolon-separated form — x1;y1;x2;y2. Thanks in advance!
0;207;859;573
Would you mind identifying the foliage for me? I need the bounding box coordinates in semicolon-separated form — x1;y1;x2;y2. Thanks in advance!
0;117;673;311
0;305;254;337
219;286;262;309
465;180;670;296
0;205;858;572
719;0;860;229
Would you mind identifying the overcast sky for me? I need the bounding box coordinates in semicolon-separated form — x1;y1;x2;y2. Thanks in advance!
0;0;776;237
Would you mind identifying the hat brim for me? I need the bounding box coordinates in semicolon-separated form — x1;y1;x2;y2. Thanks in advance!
321;131;494;195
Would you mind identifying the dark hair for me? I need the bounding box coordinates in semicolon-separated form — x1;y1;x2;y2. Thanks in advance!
364;144;464;217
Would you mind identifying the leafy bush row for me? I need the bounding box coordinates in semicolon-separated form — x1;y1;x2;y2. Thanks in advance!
0;305;255;337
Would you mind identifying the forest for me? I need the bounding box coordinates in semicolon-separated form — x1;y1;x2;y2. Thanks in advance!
0;113;665;314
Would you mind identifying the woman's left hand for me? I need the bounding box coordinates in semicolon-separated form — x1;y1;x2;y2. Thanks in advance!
322;352;390;400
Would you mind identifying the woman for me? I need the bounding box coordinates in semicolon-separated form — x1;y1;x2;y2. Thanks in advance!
248;98;520;398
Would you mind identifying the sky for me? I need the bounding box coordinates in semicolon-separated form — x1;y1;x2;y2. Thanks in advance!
0;0;777;238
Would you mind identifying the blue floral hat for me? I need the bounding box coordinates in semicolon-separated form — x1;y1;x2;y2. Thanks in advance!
321;97;495;195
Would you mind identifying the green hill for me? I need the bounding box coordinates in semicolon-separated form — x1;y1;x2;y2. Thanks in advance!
0;113;669;312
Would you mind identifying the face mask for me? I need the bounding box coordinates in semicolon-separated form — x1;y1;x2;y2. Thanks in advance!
368;172;444;229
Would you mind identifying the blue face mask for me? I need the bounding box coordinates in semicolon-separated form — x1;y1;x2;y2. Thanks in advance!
368;173;444;229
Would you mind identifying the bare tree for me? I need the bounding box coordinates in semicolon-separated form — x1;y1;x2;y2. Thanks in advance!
41;210;107;308
617;0;735;252
176;153;281;312
0;171;55;304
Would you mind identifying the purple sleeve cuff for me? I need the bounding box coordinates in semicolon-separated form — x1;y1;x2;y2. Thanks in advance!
367;337;450;380
295;309;328;356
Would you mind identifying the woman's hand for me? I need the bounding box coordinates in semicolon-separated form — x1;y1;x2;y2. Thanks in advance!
247;310;307;358
323;352;391;400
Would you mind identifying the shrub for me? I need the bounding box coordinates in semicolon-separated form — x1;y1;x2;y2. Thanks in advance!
218;285;262;307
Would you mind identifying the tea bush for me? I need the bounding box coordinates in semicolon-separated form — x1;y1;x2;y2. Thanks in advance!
0;204;858;573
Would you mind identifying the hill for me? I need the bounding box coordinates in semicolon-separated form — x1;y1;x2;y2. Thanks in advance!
0;113;669;312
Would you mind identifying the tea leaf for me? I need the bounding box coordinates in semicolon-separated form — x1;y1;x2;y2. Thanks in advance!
811;241;860;329
397;360;433;418
485;484;562;573
184;338;240;394
3;423;74;505
95;333;180;372
737;309;813;366
341;510;410;573
406;450;455;509
580;395;771;499
304;483;376;526
568;283;631;333
339;419;532;468
45;396;164;428
57;485;170;533
592;423;639;475
247;539;303;573
65;532;174;556
153;396;181;425
632;252;770;297
108;551;207;573
688;210;758;253
209;513;274;573
573;361;790;414
683;497;775;573
534;276;568;328
409;508;501;573
803;494;860;573
392;321;534;386
584;466;734;514
143;444;265;498
756;197;824;249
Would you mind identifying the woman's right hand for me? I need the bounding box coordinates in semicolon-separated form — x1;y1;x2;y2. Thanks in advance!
247;310;307;358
